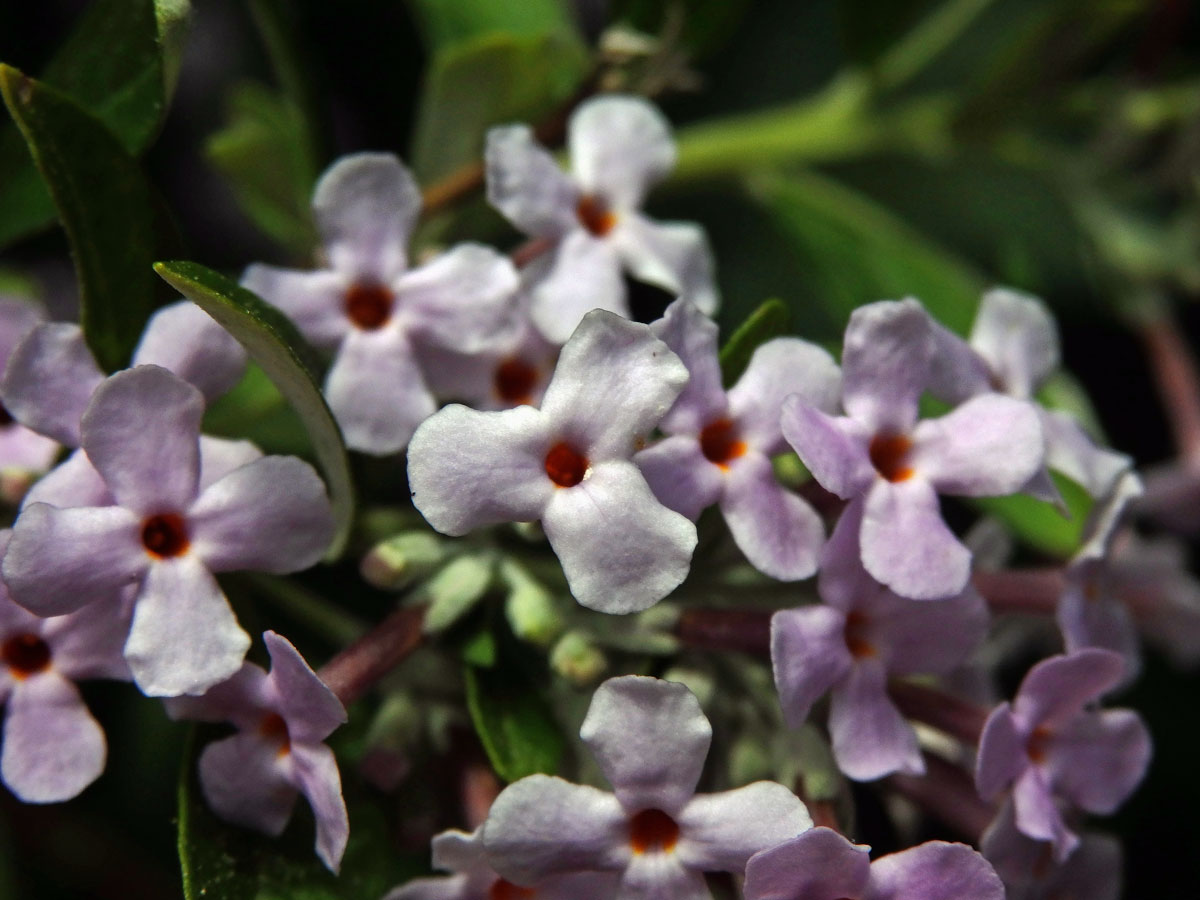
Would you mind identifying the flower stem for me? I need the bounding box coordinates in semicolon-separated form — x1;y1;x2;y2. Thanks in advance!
887;753;995;842
674;607;771;655
318;604;426;706
972;567;1066;616
1135;307;1200;465
888;679;990;746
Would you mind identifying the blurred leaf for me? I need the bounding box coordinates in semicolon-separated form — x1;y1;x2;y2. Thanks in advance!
0;0;190;247
748;169;983;334
155;261;355;559
178;727;420;900
464;658;565;783
409;0;579;49
719;298;791;386
972;471;1093;558
206;83;319;254
204;362;311;458
836;0;937;66
0;65;174;371
410;30;588;182
614;0;752;58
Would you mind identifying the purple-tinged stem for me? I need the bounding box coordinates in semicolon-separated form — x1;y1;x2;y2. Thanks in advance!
1137;311;1200;466
887;753;995;842
972;567;1065;616
512;235;555;269
888;679;990;746
318;605;425;706
675;607;771;655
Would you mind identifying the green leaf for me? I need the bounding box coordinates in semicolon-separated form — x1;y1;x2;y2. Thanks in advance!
409;0;580;49
154;261;354;559
972;472;1093;559
719;298;791;387
748;169;983;336
614;0;752;58
410;30;588;182
0;65;175;371
178;727;421;900
463;659;565;783
0;0;190;247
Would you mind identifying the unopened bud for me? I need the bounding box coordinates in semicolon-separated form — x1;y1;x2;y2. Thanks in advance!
550;631;606;685
421;553;495;634
360;531;446;590
501;559;562;647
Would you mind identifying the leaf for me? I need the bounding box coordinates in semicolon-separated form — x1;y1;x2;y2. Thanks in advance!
614;0;753;58
719;298;791;387
178;727;421;900
464;658;565;783
0;65;175;371
154;261;355;559
972;472;1093;559
409;0;581;49
0;0;190;247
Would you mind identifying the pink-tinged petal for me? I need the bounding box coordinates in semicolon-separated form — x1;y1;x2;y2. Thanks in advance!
133;301;247;401
288;742;349;873
744;827;870;900
1011;649;1125;731
771;606;853;727
841;299;933;434
399;244;520;354
675;782;811;873
1012;766;1077;861
528;231;626;344
779;400;873;499
44;595;132;682
875;587;989;675
975;705;1025;799
2;673;105;803
0;297;44;363
383;874;475;900
817;498;880;611
0;425;57;474
860;479;971;600
124;556;250;697
969;288;1058;399
1029;832;1122;900
188;456;333;574
569;96;674;210
163;663;270;732
482;775;629;884
1045;709;1150;815
828;659;923;781
721;453;824;580
313;152;420;282
635;435;723;521
580;675;711;815
324;327;436;454
541;311;688;459
613;216;717;315
198;436;263;491
4;504;144;616
198;732;297;836
927;321;991;406
729;338;841;453
1056;576;1140;681
537;872;622;900
240;265;350;349
430;828;487;873
542;461;696;613
1076;470;1143;564
263;631;346;745
912;394;1044;497
1040;410;1131;499
1;322;102;446
620;855;707;900
408;404;553;535
486;125;577;238
652;298;726;436
81;366;203;514
22;448;111;509
863;841;1004;900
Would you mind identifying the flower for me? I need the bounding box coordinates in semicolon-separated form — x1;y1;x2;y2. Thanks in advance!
781;299;1044;599
481;675;811;897
486;95;717;342
636;299;840;579
408;310;697;613
2;366;334;697
166;631;349;872
243;153;520;454
0;296;58;498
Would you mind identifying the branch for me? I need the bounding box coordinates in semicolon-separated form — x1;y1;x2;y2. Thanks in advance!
318;604;426;706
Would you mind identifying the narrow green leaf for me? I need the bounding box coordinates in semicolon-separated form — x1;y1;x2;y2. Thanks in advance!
463;660;564;783
154;261;354;559
0;65;172;371
719;298;791;387
409;0;579;49
972;472;1093;559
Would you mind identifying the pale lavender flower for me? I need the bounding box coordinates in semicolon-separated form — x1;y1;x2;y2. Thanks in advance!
486;95;717;342
772;499;989;781
0;531;131;803
243;153;520;454
408;310;696;613
781;299;1044;599
975;649;1151;861
481;675;811;898
743;827;1004;900
0;297;59;497
166;631;349;872
2;366;334;697
635;299;840;580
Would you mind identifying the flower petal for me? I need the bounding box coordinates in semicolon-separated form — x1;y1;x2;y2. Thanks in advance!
569;96;674;210
974;704;1025;800
0;297;43;363
240;265;350;349
263;631;346;745
1045;709;1150;815
580;675;711;815
124;556;251;696
0;424;58;474
721;453;824;581
873;587;989;675
289;742;350;873
841;299;933;435
728;338;841;453
1041;409;1132;499
675;781;811;873
81;366;203;514
541;310;688;459
0;322;102;446
543;461;696;613
779;400;874;499
1012;765;1077;860
828;658;923;781
482;775;629;884
21;448;111;509
198;732;297;836
1011;649;1125;731
771;606;854;727
313;152;420;282
163;662;269;731
189;456;333;573
652;299;726;437
132;300;247;401
969;288;1058;399
1056;573;1140;681
620;855;708;900
4;504;144;616
198;436;263;491
864;841;1005;900
44;595;133;682
927;321;991;406
486;124;577;237
614;216;717;315
528;231;626;344
635;435;724;521
408;404;553;535
743;828;871;900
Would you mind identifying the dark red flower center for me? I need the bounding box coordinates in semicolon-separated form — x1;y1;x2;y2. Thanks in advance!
576;194;617;237
494;358;539;405
489;880;535;900
2;633;51;678
843;611;875;659
141;513;190;558
260;712;291;757
1027;725;1052;764
869;433;914;482
629;808;680;854
699;418;747;468
544;441;588;488
344;283;394;330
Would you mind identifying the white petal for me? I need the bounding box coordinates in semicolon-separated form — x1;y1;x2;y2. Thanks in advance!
841;299;933;435
133;300;247;402
0;322;102;446
728;337;841;453
969;287;1058;398
614;216;717;315
240;265;350;349
528;231;626;344
569;96;675;210
675;782;812;873
486;124;577;237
